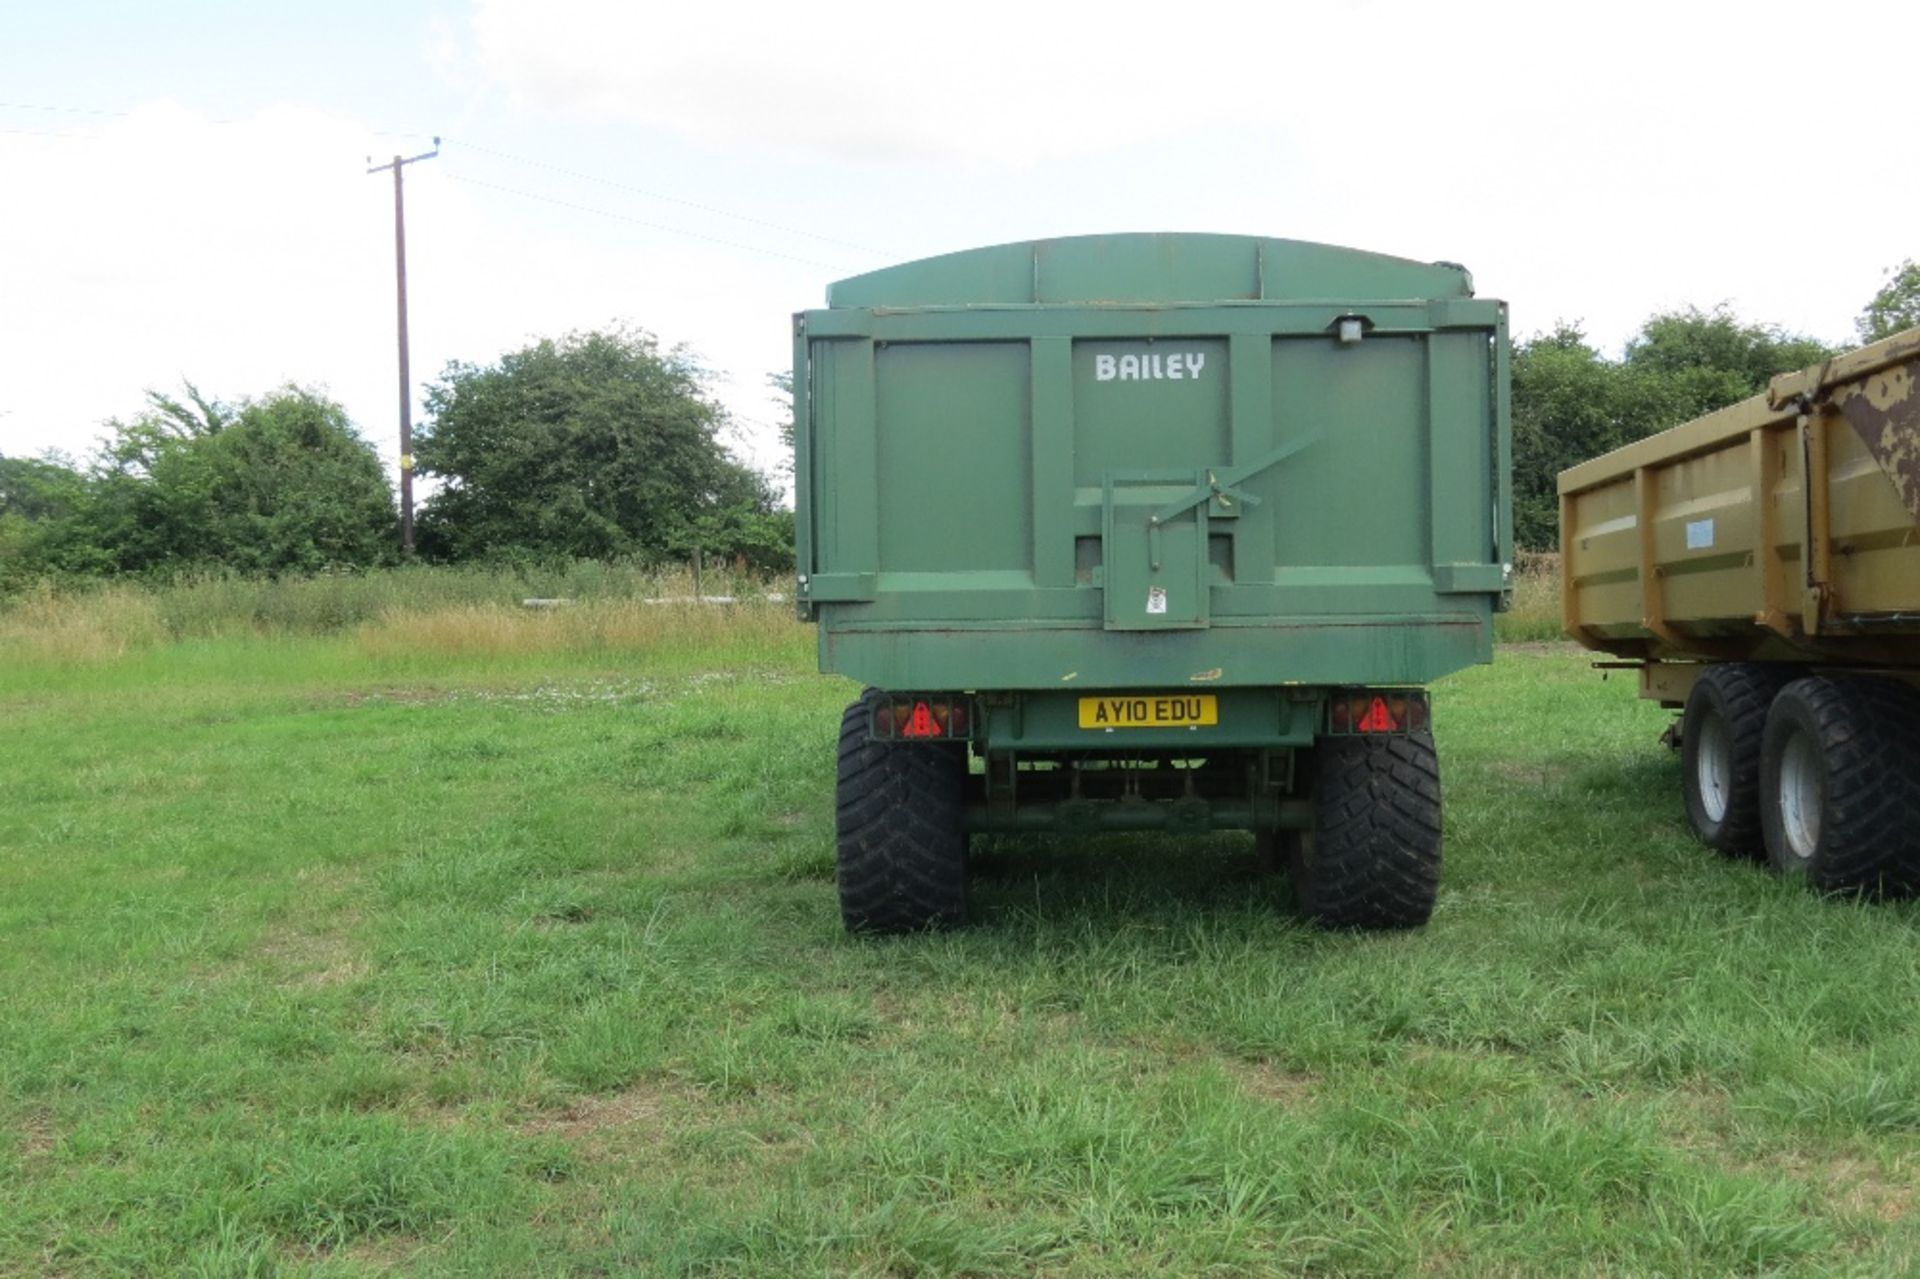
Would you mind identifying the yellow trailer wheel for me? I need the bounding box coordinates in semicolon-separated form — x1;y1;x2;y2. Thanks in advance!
1759;677;1920;895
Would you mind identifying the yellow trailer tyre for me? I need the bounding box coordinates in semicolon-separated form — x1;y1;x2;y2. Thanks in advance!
835;693;970;934
1758;677;1920;895
1680;664;1797;859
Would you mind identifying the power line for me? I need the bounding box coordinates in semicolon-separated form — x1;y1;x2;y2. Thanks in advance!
445;138;890;256
0;127;105;140
0;99;436;139
2;99;875;269
440;173;860;271
0;101;124;117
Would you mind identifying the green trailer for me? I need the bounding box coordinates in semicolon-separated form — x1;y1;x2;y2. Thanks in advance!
793;233;1512;932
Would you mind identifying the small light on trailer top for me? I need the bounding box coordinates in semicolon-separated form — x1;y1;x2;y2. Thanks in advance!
1338;317;1364;344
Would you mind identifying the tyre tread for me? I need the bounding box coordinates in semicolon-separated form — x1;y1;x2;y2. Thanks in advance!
835;694;968;933
1762;676;1920;895
1293;732;1443;929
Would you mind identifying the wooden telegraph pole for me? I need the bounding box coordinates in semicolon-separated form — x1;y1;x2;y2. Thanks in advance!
368;138;439;555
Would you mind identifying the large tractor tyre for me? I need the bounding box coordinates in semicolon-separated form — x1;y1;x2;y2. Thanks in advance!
1681;663;1795;858
1758;677;1920;896
1290;732;1444;929
834;694;969;934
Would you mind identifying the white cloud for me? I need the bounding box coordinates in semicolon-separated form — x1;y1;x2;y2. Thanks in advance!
468;0;1339;165
9;0;1918;503
2;105;407;458
463;0;1919;353
0;102;803;483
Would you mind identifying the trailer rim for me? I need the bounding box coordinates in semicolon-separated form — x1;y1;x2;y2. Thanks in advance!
1776;730;1824;864
1695;712;1734;825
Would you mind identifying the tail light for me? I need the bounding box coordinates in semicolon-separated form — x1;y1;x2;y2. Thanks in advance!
872;695;974;741
1326;689;1430;736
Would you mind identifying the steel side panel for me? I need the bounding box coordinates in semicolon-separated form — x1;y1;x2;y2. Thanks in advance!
822;621;1491;692
1562;396;1920;662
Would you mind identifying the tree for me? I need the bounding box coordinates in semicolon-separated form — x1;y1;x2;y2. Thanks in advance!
1858;260;1920;344
1510;308;1833;551
144;389;397;574
768;370;796;473
414;326;788;567
79;385;396;576
0;453;90;523
1623;306;1830;420
0;452;102;588
1511;324;1623;551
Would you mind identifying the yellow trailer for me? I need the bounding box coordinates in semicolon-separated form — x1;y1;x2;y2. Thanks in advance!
1558;328;1920;892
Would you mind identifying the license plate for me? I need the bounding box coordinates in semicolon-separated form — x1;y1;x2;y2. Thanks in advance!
1078;694;1218;729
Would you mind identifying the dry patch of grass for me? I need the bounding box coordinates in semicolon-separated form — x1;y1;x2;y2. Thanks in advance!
0;583;166;662
1489;759;1576;787
16;1109;58;1160
1226;1058;1321;1107
353;597;800;662
516;1086;669;1150
1796;1154;1916;1224
254;867;368;988
258;929;369;990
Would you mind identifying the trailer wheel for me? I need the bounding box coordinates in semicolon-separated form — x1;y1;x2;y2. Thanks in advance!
1759;677;1920;895
1290;732;1443;929
1681;664;1794;858
834;693;969;933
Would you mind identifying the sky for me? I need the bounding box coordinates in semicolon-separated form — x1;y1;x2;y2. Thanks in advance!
4;0;1918;496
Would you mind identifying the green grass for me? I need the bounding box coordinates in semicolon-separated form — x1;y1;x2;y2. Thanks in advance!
4;609;1920;1275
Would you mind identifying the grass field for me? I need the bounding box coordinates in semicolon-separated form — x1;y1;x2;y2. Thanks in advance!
5;588;1920;1276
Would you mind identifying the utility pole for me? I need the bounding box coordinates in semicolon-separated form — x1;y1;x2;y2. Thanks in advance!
368;138;439;555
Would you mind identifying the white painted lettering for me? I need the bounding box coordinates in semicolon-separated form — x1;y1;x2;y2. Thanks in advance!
1095;350;1208;384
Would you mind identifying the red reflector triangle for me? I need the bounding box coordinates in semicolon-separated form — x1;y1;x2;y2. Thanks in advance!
1358;696;1395;733
905;701;943;738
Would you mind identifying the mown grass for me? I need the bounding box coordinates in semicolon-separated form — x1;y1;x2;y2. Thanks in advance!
5;588;1919;1275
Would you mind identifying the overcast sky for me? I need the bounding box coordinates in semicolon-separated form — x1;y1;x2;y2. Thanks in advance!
5;0;1917;491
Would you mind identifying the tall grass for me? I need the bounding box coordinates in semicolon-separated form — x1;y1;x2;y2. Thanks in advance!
0;563;789;664
1;556;1572;668
355;597;805;662
1495;550;1565;643
0;583;169;662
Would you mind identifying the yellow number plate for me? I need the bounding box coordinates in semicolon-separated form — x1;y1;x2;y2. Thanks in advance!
1077;694;1219;729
